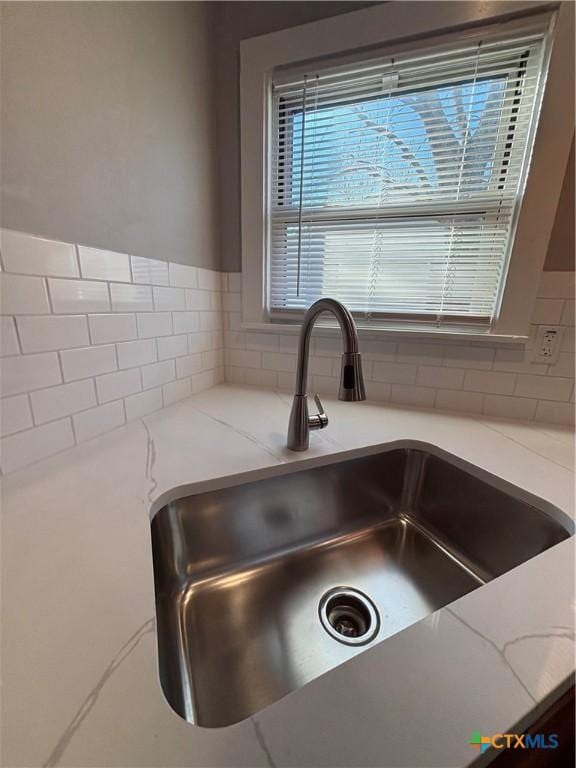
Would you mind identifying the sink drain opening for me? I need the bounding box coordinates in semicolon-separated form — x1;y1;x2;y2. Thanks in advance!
319;587;380;646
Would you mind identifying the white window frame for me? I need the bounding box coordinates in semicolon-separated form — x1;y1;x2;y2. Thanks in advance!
240;1;574;342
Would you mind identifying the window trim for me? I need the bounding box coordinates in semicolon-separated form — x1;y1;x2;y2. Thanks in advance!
240;1;574;342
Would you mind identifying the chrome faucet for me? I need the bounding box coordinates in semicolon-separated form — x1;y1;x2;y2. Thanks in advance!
287;298;366;451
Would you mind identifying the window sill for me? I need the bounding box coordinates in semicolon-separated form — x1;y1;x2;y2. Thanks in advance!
240;320;529;345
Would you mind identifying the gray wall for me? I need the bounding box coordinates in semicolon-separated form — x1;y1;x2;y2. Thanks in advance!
545;136;575;271
213;1;379;273
0;2;219;269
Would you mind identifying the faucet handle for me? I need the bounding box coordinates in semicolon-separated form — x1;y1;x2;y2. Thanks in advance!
308;394;329;431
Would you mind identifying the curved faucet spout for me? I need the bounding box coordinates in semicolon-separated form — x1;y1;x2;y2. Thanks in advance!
287;298;366;451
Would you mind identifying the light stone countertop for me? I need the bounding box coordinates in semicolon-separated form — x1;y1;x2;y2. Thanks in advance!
1;384;574;768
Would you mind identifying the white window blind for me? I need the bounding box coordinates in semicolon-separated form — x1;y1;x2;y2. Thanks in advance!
269;27;548;327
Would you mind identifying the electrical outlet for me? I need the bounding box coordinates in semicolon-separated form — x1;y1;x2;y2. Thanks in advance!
531;326;564;365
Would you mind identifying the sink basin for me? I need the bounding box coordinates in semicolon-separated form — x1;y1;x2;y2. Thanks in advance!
150;442;573;728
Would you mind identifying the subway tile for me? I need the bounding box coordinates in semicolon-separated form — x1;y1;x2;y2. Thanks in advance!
78;245;131;282
17;315;89;353
534;400;575;426
49;278;110;313
390;384;436;408
243;368;278;389
130;255;169;286
116;339;156;370
560;327;575;353
0;230;78;277
365;381;391;402
547;353;575;378
30;379;96;425
313;337;343;357
223;292;241;312
245;333;279;352
88;313;137;344
372;362;416;385
0;352;61;396
192;368;223;394
73;401;125;443
312;375;339;396
197;268;221;291
537;272;575;299
110;283;153;312
95;368;141;403
531;298;564;325
60;344;117;382
163;377;191;405
261;351;292;372
199;311;222;331
397;342;443;365
560;300;575;327
227;312;241;331
1;317;20;356
157;335;189;361
227;273;241;293
188;332;214;354
136;312;172;338
436;389;484;414
0;394;33;437
211;330;224;349
153;286;186;311
359;340;396;361
310;355;333;376
169;263;198;289
225;367;245;386
141;360;175;390
173;311;200;334
0;418;74;473
0;274;50;314
278;335;299;354
210;291;222;312
176;354;203;379
463;369;516;395
124;387;163;421
514;374;573;401
276;371;294;390
185;289;212;311
493;347;547;375
483;394;537;421
443;345;494;370
416;365;464;390
202;349;224;370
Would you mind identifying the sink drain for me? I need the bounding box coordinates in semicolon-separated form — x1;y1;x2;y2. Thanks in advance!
319;587;380;646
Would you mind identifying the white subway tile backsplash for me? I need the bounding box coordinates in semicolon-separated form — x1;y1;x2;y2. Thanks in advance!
49;278;110;314
61;344;117;382
192;368;224;393
0;274;51;315
397;342;442;365
124;387;163;421
493;347;547;375
443;345;494;370
372;362;416;385
245;333;279;352
202;349;224;370
390;384;436;408
188;331;213;354
243;368;278;389
88;314;137;344
0;418;74;473
199;311;222;331
141;360;175;390
547;353;575;379
227;274;241;293
1;230;78;277
116;339;157;369
73;401;125;443
185;289;212;311
169;263;198;289
534;400;575;426
1;352;61;396
95;368;141;404
531;298;564;325
163;377;191;405
176;354;203;379
30;380;96;425
197;268;221;291
463;370;516;395
514;374;573;401
0;394;33;437
157;335;188;361
110;283;153;312
17;315;89;353
78;246;131;282
416;365;464;390
153;286;186;312
130;255;169;286
223;292;241;312
173;311;200;334
436;389;484;414
483;394;537;421
136;312;172;338
1;317;20;356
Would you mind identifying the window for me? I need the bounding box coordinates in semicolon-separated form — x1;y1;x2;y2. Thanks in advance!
268;30;547;329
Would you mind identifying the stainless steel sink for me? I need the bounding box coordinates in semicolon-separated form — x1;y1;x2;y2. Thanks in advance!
150;443;573;728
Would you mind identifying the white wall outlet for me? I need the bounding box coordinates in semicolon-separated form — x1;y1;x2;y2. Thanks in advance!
531;326;565;365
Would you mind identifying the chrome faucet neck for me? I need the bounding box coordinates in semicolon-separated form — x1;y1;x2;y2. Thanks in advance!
287;298;365;451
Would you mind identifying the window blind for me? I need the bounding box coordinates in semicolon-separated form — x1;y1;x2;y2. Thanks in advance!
269;28;548;326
